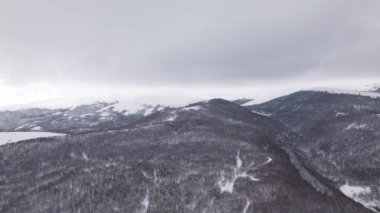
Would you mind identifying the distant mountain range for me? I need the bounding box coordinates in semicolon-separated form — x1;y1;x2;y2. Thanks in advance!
0;101;168;133
0;87;379;212
0;98;254;134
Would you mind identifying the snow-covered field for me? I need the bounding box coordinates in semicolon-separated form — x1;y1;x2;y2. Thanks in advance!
0;132;66;146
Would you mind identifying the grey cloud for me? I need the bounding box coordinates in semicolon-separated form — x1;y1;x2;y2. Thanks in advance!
0;0;379;86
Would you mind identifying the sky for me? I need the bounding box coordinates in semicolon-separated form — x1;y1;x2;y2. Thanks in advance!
1;0;380;106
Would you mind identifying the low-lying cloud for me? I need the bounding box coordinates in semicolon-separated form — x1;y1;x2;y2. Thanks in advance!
0;0;379;89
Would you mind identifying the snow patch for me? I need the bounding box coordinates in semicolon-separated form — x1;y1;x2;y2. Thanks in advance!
346;123;367;130
0;96;204;115
236;151;243;168
340;184;371;197
141;169;159;187
143;107;154;116
165;111;178;122
31;126;43;131
14;125;28;131
218;175;235;194
105;162;117;167
140;192;149;213
157;106;165;111
336;112;348;117
238;172;260;182
241;100;257;106
153;170;159;186
82;152;89;161
242;198;251;213
0;132;65;146
79;113;94;118
218;151;260;194
251;110;271;117
182;106;201;111
108;97;203;116
340;183;380;212
265;157;272;164
142;170;150;179
100;111;111;119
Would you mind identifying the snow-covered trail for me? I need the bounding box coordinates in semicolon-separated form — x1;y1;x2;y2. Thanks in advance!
218;151;272;194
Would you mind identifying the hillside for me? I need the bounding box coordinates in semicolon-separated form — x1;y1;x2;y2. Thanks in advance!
248;90;380;211
0;99;369;213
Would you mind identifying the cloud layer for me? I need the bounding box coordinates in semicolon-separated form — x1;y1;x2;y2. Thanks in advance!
1;0;380;86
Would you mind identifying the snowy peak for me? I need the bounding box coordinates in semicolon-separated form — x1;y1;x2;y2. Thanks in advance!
0;101;170;133
0;98;256;134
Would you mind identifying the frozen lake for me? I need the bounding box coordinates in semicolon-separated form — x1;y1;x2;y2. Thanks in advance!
0;132;66;146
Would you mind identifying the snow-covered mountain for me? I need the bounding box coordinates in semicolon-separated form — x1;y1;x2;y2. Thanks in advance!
0;97;253;134
0;99;369;213
0;101;163;133
0;96;208;133
246;89;380;212
0;87;379;212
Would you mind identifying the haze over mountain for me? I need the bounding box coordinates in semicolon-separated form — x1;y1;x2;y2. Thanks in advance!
1;0;380;106
1;0;380;212
0;86;379;212
0;99;374;213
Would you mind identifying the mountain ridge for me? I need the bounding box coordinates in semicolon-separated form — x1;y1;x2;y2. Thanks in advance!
246;91;380;212
0;98;370;212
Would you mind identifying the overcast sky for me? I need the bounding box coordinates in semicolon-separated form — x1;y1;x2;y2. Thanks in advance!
1;0;380;106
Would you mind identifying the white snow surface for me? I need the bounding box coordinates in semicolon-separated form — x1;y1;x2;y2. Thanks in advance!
141;192;150;213
0;96;205;112
31;126;43;131
82;152;89;161
143;107;154;116
0;132;66;146
242;198;251;213
265;157;273;164
346;123;368;130
251;110;271;117
181;106;201;111
336;112;348;117
340;183;380;212
14;125;28;131
218;151;260;194
165;113;178;122
241;100;258;106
